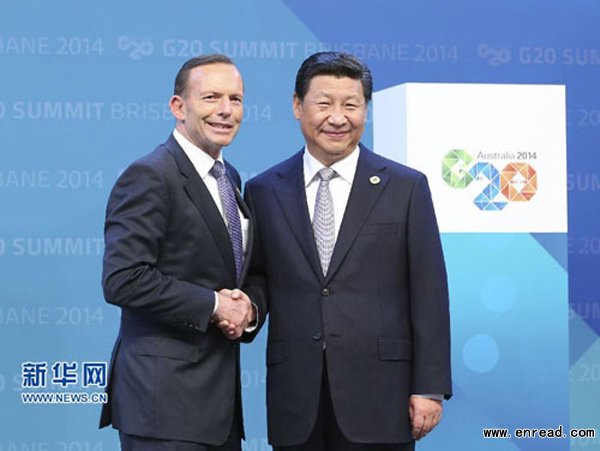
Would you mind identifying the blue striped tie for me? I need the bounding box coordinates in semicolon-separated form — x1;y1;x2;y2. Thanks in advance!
210;161;244;280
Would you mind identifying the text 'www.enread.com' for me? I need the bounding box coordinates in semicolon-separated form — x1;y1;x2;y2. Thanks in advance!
483;425;596;439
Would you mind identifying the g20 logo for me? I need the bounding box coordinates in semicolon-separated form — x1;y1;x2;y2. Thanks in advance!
441;149;537;211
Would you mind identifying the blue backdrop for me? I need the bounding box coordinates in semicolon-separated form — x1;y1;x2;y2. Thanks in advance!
1;1;598;450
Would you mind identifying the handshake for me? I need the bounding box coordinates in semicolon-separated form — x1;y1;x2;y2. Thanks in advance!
212;289;256;340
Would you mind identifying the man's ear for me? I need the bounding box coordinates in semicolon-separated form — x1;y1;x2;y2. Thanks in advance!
292;93;302;120
169;95;185;122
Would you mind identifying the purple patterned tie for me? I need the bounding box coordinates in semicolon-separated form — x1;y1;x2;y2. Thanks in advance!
210;161;244;280
313;167;337;275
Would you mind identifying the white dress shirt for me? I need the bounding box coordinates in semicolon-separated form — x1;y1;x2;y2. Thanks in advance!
174;129;249;249
303;145;359;238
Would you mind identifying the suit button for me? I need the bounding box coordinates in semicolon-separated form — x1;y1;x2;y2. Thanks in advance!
321;288;330;296
312;332;323;341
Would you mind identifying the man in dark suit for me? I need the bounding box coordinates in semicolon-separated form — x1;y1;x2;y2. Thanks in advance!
100;54;257;450
243;52;451;450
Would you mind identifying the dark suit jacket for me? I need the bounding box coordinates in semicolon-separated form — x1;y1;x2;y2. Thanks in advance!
99;134;254;445
244;144;451;446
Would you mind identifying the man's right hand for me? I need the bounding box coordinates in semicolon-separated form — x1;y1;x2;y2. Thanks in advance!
213;289;253;339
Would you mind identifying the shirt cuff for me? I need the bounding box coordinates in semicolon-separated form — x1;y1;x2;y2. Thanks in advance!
213;292;219;315
244;302;259;333
412;394;444;401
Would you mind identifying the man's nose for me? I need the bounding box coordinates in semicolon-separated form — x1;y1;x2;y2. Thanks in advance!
328;106;347;125
217;98;232;116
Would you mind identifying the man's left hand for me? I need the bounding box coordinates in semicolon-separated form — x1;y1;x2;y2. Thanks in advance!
409;396;442;440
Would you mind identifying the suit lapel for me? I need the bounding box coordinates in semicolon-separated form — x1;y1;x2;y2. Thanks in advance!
165;135;237;284
273;151;324;282
325;145;389;283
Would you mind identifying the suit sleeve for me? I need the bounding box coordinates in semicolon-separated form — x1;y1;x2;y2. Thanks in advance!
407;174;452;399
239;181;269;341
102;161;216;332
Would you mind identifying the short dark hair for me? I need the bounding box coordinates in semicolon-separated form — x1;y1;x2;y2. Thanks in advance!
294;52;373;102
173;54;236;96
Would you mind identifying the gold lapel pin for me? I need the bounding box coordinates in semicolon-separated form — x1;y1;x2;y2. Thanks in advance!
370;175;381;185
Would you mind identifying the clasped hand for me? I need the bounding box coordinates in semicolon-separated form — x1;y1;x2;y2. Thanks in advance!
409;395;443;440
212;289;255;339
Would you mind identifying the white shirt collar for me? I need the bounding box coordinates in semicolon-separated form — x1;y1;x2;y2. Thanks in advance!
303;145;360;187
173;128;223;179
